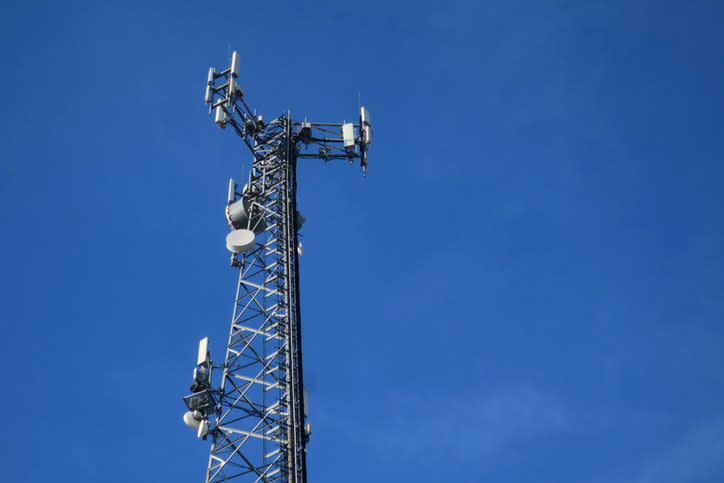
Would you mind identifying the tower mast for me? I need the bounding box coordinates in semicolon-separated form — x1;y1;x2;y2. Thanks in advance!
182;51;371;483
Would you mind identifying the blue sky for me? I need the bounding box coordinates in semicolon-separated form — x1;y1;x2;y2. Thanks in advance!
1;1;723;482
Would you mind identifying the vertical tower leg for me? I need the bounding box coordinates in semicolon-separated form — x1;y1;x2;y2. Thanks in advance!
204;116;306;483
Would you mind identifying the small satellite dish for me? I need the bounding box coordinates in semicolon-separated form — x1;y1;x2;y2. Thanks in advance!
226;229;255;253
295;211;306;231
183;410;202;429
226;197;267;234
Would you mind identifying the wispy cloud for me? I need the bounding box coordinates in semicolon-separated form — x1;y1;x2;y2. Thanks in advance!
631;417;724;483
592;417;724;483
354;385;569;461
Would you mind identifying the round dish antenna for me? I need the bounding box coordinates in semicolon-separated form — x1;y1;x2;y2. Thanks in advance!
183;410;202;429
226;229;256;253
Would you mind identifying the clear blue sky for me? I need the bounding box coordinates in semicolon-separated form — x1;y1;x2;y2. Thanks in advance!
2;1;723;482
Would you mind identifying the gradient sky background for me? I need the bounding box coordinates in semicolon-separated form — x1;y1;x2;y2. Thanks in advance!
2;1;723;482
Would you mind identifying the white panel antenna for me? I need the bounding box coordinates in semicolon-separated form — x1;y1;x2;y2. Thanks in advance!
197;337;209;366
229;76;237;99
228;178;236;205
360;106;371;145
205;68;215;104
230;51;241;77
197;418;209;439
215;104;227;128
360;106;370;125
342;123;355;150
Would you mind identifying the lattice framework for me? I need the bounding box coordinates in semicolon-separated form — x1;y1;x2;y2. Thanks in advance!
183;51;370;483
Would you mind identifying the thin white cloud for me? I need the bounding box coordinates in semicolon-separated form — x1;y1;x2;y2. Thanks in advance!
631;417;724;483
357;386;569;461
591;416;724;483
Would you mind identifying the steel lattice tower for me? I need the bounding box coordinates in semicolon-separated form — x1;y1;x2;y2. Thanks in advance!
182;51;371;483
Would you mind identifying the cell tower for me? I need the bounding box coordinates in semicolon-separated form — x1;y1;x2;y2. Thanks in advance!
181;51;371;483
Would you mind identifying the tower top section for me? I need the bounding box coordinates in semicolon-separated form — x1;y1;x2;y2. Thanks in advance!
204;51;372;175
